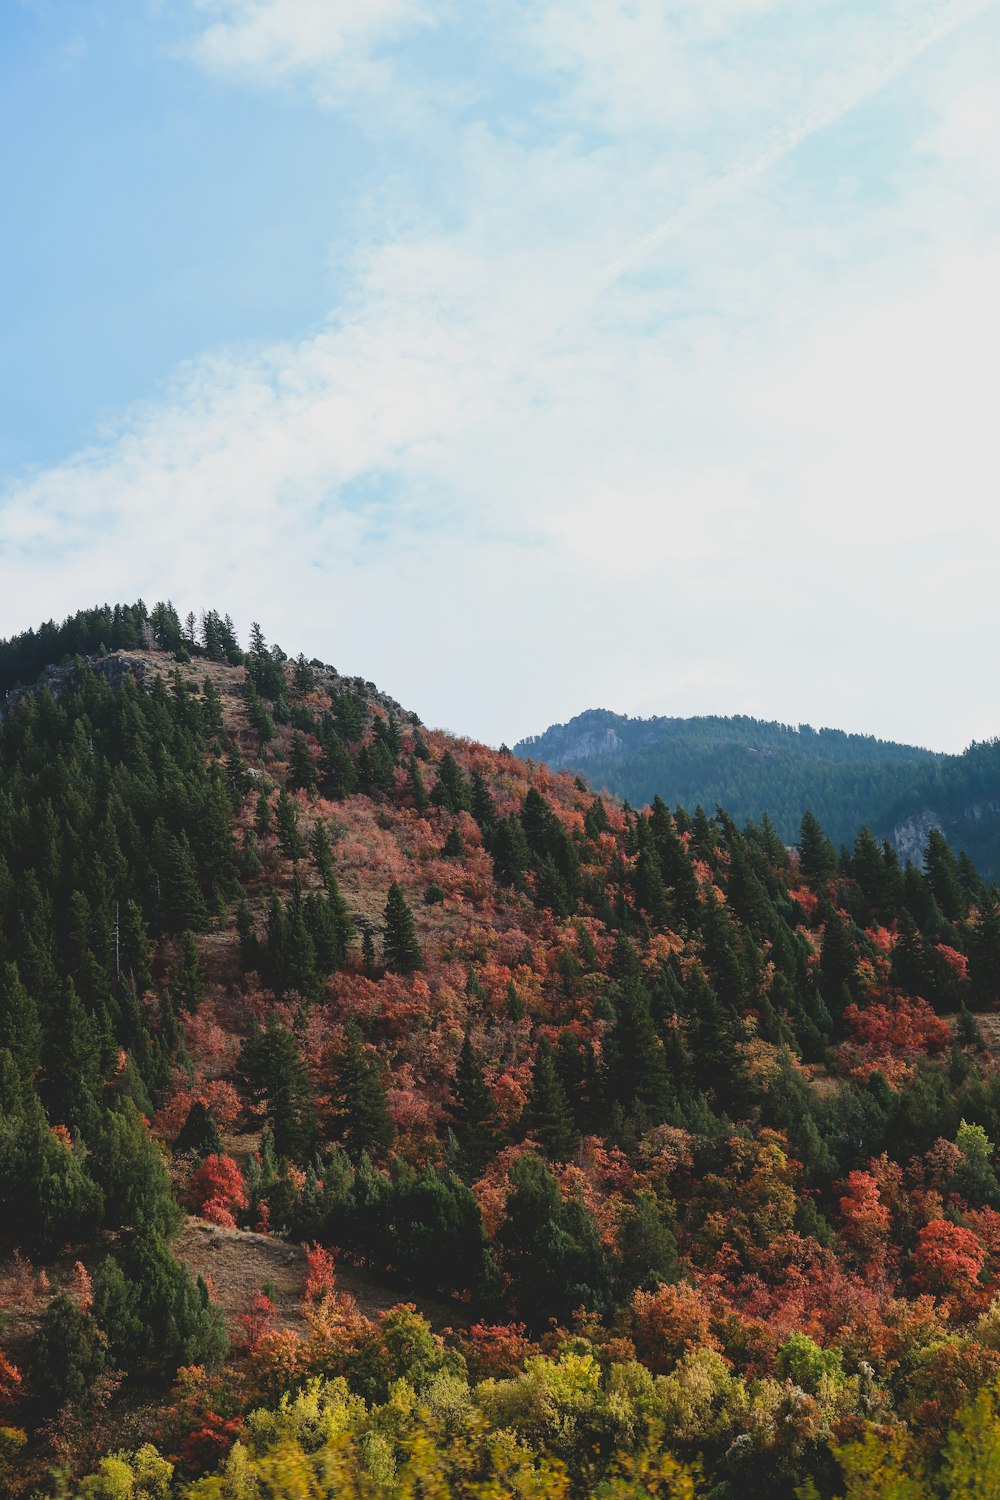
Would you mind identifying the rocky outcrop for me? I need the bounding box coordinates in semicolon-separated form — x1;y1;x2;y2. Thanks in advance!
886;808;943;867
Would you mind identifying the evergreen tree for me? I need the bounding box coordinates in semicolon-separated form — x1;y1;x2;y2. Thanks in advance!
525;1037;579;1160
447;1033;501;1180
168;931;204;1014
237;1018;316;1160
492;815;531;888
287;733;318;795
432;751;470;813
173;1100;222;1159
309;818;335;890
408;756;429;814
603;973;673;1128
924;827;965;923
496;1154;610;1329
798;810;837;887
685;966;752;1116
276;789;306;861
326;1024;395;1158
30;1293;106;1413
383;882;423;974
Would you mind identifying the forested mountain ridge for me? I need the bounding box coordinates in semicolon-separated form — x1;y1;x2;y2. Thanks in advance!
516;708;1000;875
3;601;1000;1497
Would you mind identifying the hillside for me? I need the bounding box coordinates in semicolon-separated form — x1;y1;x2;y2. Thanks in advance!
3;603;1000;1498
516;708;1000;875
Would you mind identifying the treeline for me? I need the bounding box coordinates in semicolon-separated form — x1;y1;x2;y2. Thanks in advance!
0;600;245;697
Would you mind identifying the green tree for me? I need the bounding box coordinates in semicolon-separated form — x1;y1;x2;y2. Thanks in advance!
447;1033;502;1181
326;1025;395;1158
30;1293;106;1413
383;882;423;974
525;1037;580;1161
237;1018;316;1160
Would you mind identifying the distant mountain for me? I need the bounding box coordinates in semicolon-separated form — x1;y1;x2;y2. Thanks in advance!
515;709;1000;873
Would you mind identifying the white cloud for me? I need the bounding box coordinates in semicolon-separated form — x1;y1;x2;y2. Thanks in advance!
186;0;440;105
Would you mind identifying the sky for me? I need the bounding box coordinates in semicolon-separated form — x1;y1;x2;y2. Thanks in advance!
2;0;1000;752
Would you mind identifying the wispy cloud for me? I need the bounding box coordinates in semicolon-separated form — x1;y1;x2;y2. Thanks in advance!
185;0;442;108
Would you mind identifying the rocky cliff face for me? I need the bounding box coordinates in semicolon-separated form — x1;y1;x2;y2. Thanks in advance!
886;808;943;867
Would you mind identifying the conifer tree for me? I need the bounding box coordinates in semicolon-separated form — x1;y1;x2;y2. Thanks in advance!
309;818;335;890
432;751;470;813
326;1024;395;1158
276;788;306;860
447;1033;501;1180
443;822;466;858
287;733;317;795
408;756;429;814
525;1037;579;1160
237;1018;316;1160
492;815;531;888
685;966;752;1116
798;810;837;887
383;882;423;974
603;973;673;1128
169;931;204;1014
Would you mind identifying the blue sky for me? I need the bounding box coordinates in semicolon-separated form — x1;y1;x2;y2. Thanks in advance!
2;0;999;751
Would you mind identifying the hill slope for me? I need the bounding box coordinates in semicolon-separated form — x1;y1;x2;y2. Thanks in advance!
3;602;1000;1498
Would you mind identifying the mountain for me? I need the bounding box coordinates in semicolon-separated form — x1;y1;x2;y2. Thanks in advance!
516;707;1000;874
4;601;1000;1498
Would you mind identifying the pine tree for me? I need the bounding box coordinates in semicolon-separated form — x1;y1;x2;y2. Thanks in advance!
603;973;673;1128
525;1037;579;1160
442;822;466;858
383;882;423;974
924;828;965;924
327;1024;394;1158
492;815;531;888
169;931;204;1014
447;1033;501;1180
237;1018;316;1160
685;966;752;1117
287;733;317;795
798;810;836;887
431;751;470;813
408;756;429;813
309;818;335;889
30;1293;106;1414
276;789;306;860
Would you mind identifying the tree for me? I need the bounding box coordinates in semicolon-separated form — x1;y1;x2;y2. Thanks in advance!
432;751;470;813
30;1293;106;1414
275;789;306;861
326;1025;395;1158
496;1154;610;1329
189;1154;249;1227
798;810;836;887
90;1100;183;1238
913;1218;986;1295
615;1190;679;1295
172;1100;222;1160
525;1037;580;1160
447;1034;501;1181
382;882;423;974
603;973;673;1130
685;966;752;1116
237;1019;316;1161
287;734;317;795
